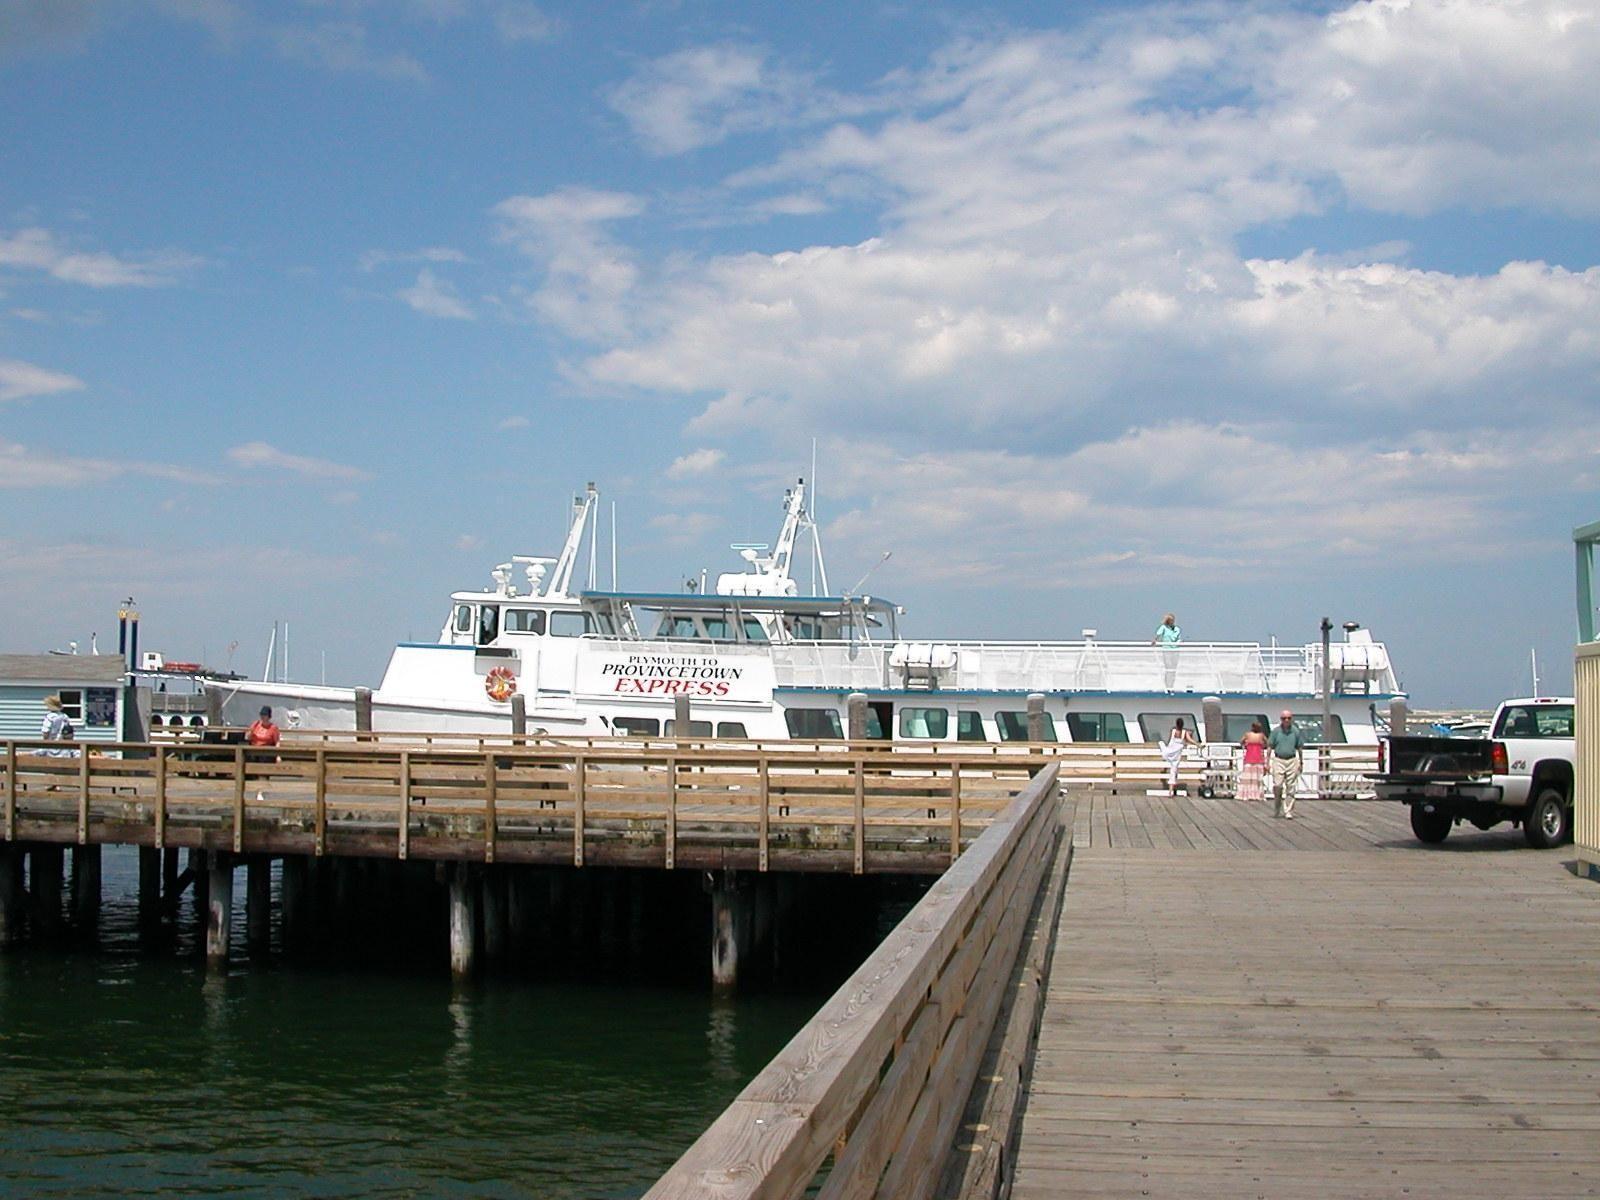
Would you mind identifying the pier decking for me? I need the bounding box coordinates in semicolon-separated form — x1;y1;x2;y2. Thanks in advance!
1010;796;1600;1199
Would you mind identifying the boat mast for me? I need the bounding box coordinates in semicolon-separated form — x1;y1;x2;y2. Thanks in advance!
548;482;598;598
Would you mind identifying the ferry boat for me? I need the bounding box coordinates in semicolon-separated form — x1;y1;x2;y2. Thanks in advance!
207;483;1401;744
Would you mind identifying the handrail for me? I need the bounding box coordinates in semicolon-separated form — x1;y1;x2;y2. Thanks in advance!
644;762;1061;1199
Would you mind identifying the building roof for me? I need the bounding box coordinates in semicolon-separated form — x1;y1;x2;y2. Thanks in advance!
0;654;127;684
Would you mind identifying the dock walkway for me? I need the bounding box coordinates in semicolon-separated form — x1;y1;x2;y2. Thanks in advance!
1012;796;1600;1198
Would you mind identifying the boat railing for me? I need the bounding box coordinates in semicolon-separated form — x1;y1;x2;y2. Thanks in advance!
766;639;1395;695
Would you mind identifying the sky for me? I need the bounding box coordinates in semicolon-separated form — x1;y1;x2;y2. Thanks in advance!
1;0;1597;707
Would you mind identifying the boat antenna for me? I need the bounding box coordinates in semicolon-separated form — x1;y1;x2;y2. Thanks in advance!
611;500;618;590
262;622;277;683
847;551;891;595
810;437;818;595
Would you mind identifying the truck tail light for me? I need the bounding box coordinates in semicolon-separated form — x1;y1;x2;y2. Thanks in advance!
1491;741;1508;773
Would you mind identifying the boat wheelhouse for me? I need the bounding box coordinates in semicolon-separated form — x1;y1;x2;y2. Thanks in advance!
210;481;1402;744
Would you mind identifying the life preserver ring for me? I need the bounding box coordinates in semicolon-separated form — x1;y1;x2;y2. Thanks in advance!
484;666;518;704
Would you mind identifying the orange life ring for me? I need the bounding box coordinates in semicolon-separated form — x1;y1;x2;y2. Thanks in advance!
484;666;518;703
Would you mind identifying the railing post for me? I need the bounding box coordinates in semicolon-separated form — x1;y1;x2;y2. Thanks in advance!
950;761;962;864
572;754;586;867
232;745;246;853
665;755;677;870
398;750;411;861
853;757;865;874
154;745;168;849
483;751;497;865
758;756;770;873
4;741;15;841
77;751;91;844
314;747;327;856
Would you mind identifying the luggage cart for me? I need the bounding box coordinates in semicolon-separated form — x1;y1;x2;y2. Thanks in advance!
1198;744;1237;798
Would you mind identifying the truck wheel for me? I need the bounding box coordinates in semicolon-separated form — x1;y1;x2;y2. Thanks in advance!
1410;806;1451;844
1523;788;1572;849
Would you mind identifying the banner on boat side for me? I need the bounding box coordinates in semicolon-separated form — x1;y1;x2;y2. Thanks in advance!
576;650;762;703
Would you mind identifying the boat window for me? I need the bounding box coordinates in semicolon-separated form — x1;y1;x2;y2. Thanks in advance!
1138;712;1199;742
702;616;731;640
1066;712;1129;743
589;610;616;635
1493;704;1573;739
784;708;844;739
1281;714;1344;743
665;719;714;737
549;611;592;638
1223;714;1270;741
657;614;699;639
504;608;546;635
956;711;986;741
787;616;824;641
716;721;748;738
996;711;1057;742
454;604;474;634
898;707;948;739
613;716;659;736
741;617;768;643
477;605;499;645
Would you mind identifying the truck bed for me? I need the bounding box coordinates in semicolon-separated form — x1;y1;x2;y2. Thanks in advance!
1380;735;1494;780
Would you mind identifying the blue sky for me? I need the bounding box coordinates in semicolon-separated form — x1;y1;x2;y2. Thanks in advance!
2;0;1596;706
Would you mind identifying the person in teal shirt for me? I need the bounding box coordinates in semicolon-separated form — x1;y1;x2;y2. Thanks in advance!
1266;710;1310;818
1152;613;1181;690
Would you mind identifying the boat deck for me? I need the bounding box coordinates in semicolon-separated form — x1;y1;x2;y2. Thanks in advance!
1012;796;1600;1198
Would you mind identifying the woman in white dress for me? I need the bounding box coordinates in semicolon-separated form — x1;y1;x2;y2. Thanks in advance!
1161;717;1198;796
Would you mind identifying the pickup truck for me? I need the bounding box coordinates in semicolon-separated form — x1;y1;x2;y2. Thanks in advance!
1373;697;1575;847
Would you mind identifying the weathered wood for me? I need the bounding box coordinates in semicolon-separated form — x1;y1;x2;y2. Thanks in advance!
77;753;90;843
665;755;677;871
573;754;586;867
154;746;167;848
483;752;497;864
758;757;770;873
71;842;101;924
314;748;327;856
949;763;961;865
853;759;865;875
397;750;411;861
4;740;16;840
246;855;271;952
232;746;246;853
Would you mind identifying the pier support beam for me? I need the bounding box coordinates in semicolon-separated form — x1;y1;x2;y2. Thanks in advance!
847;692;868;741
1027;693;1047;743
138;847;161;927
246;856;272;954
30;845;64;936
71;844;101;928
482;868;507;962
206;853;233;965
0;845;23;946
281;855;311;950
1389;698;1408;737
710;871;749;996
162;847;179;902
190;848;210;916
448;863;478;982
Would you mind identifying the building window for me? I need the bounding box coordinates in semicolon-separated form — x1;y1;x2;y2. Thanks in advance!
1066;712;1129;743
56;689;84;721
956;711;986;741
613;716;659;736
785;708;844;739
997;711;1056;741
898;707;948;738
716;721;748;738
504;608;546;634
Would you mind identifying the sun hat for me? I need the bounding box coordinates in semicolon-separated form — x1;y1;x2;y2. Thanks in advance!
43;695;62;710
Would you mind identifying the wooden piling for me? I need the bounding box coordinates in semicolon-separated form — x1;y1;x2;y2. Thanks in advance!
246;856;271;954
482;867;507;962
30;844;64;935
1027;692;1047;742
354;687;374;739
206;853;233;965
281;855;310;950
448;863;477;981
0;844;22;946
710;871;745;995
71;843;101;926
138;847;161;927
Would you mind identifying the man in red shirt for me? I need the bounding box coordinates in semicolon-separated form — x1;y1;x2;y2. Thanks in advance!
246;705;281;747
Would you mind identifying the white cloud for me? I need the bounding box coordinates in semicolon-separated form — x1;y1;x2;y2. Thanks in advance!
0;358;84;403
0;227;202;288
398;268;474;319
454;533;482;551
0;440;219;488
494;188;645;339
271;21;427;81
358;245;467;272
666;448;725;478
226;441;373;481
494;2;556;44
497;414;531;430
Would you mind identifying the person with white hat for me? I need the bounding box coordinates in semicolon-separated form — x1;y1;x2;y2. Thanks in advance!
39;695;76;757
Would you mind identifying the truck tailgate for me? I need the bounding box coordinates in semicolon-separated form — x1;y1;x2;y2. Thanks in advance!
1381;736;1495;779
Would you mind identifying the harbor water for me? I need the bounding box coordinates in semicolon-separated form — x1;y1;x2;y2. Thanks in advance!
0;847;828;1198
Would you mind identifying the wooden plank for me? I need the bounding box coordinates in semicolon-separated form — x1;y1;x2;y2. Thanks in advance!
3;740;14;840
154;746;167;849
314;747;327;856
397;750;411;861
949;763;961;864
483;752;497;864
77;752;90;844
665;756;676;870
232;746;246;853
853;758;865;875
758;756;769;873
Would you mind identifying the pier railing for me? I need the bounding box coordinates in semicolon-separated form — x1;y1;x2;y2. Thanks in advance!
644;761;1062;1199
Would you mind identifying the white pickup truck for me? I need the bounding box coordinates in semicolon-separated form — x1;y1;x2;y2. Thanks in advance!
1373;696;1576;847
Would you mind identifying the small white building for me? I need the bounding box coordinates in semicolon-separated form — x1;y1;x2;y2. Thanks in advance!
0;655;134;744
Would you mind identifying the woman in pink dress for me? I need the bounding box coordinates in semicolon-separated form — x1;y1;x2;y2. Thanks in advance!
1238;721;1268;801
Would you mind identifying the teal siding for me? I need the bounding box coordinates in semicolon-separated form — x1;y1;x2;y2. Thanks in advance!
0;684;125;743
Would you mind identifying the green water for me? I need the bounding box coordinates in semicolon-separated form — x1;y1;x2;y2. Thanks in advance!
0;850;823;1197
